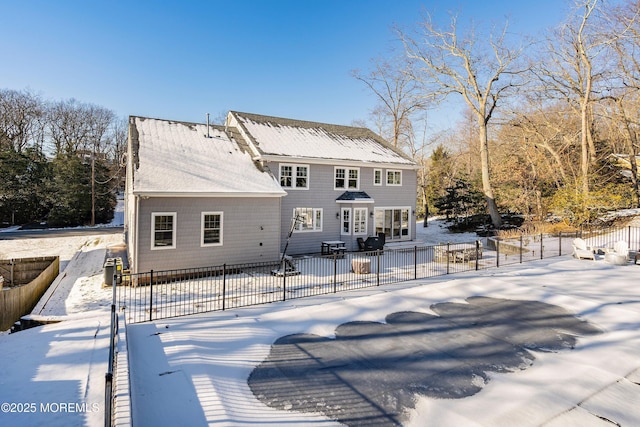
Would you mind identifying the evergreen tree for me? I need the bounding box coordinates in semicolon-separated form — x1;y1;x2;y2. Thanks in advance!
48;154;91;227
47;153;116;227
434;176;485;223
424;144;454;215
0;147;51;224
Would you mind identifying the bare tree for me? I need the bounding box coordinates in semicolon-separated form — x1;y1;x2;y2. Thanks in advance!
352;57;426;150
605;0;640;206
398;14;529;228
48;98;115;156
534;0;623;198
0;89;45;152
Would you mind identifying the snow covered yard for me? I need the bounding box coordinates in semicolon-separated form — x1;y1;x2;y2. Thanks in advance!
0;223;124;427
2;216;640;426
126;255;640;426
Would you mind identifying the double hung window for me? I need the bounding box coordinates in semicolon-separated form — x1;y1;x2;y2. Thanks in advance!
151;213;176;249
280;164;309;189
201;212;223;246
335;167;359;190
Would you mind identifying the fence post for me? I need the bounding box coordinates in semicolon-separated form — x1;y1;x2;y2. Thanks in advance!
446;243;450;274
112;273;117;314
222;264;226;311
376;249;381;286
333;253;337;293
496;240;500;268
282;258;287;302
414;246;418;280
519;236;523;264
475;240;480;271
540;233;544;259
559;231;562;256
149;270;154;322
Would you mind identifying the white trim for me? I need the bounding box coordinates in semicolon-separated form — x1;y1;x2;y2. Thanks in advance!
134;195;140;273
373;169;382;186
293;207;323;233
353;207;368;235
374;207;411;241
151;212;177;250
386;169;402;186
341;208;351;235
280;163;310;190
336;198;375;204
201;211;223;247
257;154;418;169
334;166;360;191
133;191;286;198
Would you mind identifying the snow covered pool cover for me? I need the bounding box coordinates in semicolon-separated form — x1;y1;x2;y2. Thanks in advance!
248;297;601;426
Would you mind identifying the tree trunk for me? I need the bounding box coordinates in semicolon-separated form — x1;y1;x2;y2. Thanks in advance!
580;102;590;196
479;121;502;228
618;100;640;207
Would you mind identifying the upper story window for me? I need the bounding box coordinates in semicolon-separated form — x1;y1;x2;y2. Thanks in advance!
151;212;176;250
374;169;382;186
280;164;309;189
201;212;223;247
387;170;402;186
335;167;359;190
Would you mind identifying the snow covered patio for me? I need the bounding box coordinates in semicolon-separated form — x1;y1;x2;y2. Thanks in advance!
126;256;640;427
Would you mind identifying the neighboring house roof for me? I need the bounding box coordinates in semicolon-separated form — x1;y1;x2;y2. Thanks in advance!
129;116;285;197
229;111;416;168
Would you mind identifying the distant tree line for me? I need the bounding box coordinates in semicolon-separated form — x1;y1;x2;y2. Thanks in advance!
0;89;126;227
355;0;640;227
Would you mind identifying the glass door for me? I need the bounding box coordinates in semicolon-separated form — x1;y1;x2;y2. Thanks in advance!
375;208;410;240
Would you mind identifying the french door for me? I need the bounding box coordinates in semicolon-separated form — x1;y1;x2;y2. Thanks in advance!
375;207;410;240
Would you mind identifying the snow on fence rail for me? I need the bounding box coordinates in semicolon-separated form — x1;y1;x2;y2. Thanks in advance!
113;226;640;324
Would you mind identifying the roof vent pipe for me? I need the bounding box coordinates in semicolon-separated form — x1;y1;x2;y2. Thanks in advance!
206;112;211;138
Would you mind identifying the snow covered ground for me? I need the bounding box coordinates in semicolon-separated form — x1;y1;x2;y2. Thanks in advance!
0;202;124;427
125;255;640;427
1;215;640;426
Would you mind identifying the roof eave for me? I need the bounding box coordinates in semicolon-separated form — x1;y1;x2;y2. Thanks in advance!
254;154;418;169
133;190;287;198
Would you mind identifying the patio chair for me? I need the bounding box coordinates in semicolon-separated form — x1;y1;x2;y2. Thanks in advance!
572;238;595;260
604;241;629;265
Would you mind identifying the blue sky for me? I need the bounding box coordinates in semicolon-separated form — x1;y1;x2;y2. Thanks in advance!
1;0;568;129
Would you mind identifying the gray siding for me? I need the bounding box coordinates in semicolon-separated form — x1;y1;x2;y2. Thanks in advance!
134;197;281;272
271;162;417;255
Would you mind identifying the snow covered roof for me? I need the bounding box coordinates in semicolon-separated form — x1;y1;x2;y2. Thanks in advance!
336;191;375;203
129;117;285;197
229;111;416;167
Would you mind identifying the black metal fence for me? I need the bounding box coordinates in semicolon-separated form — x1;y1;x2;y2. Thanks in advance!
112;226;640;325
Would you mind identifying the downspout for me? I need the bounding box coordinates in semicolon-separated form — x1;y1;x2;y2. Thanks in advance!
134;195;140;273
278;196;283;257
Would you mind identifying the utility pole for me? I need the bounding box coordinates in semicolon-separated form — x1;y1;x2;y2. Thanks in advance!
91;148;95;226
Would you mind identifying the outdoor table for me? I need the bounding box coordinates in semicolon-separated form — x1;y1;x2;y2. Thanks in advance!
436;243;480;263
322;240;346;255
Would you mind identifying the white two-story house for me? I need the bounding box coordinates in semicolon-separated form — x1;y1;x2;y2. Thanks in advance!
125;112;417;273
